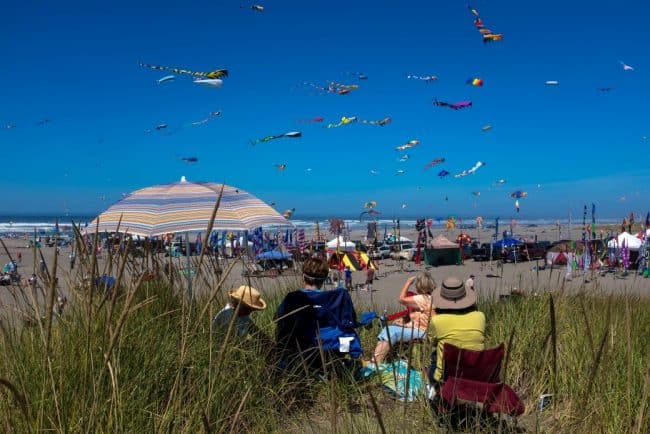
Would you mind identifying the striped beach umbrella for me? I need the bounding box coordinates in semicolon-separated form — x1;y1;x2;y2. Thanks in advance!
84;177;292;237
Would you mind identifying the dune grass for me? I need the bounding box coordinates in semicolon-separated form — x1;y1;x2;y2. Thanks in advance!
0;242;648;433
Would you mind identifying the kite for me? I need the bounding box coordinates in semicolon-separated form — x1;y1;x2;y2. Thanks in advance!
369;169;379;175
468;5;503;44
407;74;438;82
395;169;406;176
515;200;520;213
471;191;481;196
424;158;445;170
545;80;559;86
181;157;198;163
454;161;485;178
139;63;228;79
398;154;410;162
401;203;408;209
5;124;16;129
438;170;450;178
496;179;506;185
189;111;222;126
481;124;493;132
347;72;368;80
282;208;295;219
251;131;302;145
395;139;419;151
445;217;457;230
619;61;634;71
300;81;359;95
433;99;472;110
364;201;377;210
251;5;264;11
157;75;175;84
510;191;527;199
194;78;223;88
360;117;391;126
466;78;484;87
155;124;168;130
274;164;287;171
596;87;614;92
327;116;358;128
297;117;324;123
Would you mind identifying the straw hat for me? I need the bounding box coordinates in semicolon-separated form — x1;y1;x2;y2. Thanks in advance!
432;276;477;310
229;285;267;310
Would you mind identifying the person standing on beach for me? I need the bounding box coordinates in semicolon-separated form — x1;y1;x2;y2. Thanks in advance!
364;267;375;291
344;266;353;291
17;252;22;263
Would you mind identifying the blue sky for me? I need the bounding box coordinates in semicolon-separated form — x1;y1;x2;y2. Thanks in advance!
1;0;648;220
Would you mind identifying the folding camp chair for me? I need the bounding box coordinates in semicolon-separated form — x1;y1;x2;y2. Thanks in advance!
431;343;524;424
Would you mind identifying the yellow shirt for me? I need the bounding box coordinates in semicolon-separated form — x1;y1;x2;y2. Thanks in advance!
431;310;486;381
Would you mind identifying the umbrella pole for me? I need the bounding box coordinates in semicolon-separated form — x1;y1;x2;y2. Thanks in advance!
185;232;193;301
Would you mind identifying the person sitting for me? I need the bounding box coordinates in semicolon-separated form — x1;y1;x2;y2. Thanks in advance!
371;271;436;365
428;276;485;385
276;257;361;373
211;285;267;343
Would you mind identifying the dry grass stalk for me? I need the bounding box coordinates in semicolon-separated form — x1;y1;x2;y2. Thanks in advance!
366;389;387;434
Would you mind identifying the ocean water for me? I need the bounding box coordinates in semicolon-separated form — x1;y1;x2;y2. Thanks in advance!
0;214;621;236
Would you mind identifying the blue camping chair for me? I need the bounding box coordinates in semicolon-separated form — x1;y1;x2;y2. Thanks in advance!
276;288;364;376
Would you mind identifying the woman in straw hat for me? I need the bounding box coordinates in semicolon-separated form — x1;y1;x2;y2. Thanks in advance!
212;285;267;340
428;276;485;384
370;271;436;365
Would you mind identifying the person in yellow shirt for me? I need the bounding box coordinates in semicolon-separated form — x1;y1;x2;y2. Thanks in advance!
428;276;485;383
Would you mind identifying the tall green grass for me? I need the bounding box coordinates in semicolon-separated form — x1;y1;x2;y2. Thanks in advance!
0;241;648;433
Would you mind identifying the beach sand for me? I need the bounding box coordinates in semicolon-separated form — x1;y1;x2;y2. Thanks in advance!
1;224;648;321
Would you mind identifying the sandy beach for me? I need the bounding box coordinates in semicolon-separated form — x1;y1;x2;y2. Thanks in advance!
2;223;648;321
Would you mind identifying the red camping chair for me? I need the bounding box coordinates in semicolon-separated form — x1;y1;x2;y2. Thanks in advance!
437;343;524;417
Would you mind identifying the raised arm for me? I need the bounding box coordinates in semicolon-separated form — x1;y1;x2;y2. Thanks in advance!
398;276;421;310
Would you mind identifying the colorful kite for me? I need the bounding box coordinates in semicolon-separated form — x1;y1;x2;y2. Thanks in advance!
360;117;391;127
275;164;287;171
395;139;419;151
251;131;302;145
510;191;527;199
139;63;228;79
619;61;634;71
282;208;295;219
300;81;359;95
194;78;223;88
438;170;450;178
466;77;484;87
407;74;438;82
327;116;358;128
364;201;377;210
433;99;472;110
424;158;445;170
468;5;503;44
454;161;485;178
297;116;324;123
157;75;175;84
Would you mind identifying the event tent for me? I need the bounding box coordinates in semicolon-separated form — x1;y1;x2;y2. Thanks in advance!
607;232;643;250
326;236;356;252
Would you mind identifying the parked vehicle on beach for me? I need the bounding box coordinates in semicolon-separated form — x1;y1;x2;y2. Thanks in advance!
368;243;391;260
505;242;547;262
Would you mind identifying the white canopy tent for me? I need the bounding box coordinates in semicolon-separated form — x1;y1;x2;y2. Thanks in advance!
326;236;356;252
607;232;643;250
